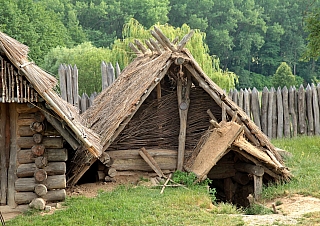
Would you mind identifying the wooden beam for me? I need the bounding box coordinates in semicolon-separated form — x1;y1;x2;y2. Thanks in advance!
139;147;164;178
0;104;7;205
177;73;192;170
190;121;243;181
177;30;195;51
40;106;80;150
8;103;17;207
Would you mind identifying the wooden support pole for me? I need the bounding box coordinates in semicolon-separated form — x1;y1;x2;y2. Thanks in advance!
253;175;263;201
0;104;7;205
139;147;164;178
177;72;192;171
8;103;17;207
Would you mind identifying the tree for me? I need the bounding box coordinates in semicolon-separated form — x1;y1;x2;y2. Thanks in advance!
43;19;238;95
0;0;72;64
272;62;297;88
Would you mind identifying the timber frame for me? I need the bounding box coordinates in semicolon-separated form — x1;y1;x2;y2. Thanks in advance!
75;27;291;204
0;32;102;208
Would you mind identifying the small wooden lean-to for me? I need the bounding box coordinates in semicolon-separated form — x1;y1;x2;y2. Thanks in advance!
75;27;291;206
0;32;102;209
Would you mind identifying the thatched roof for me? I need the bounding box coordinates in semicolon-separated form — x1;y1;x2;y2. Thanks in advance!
81;27;290;183
0;32;102;157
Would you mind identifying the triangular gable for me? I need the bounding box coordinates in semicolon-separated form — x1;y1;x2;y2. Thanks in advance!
71;27;290;186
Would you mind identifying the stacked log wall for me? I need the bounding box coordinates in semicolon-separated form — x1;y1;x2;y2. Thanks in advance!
15;103;67;205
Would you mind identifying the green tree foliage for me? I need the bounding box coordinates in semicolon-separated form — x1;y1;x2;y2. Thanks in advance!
0;0;71;64
304;7;320;60
43;19;237;94
272;62;299;88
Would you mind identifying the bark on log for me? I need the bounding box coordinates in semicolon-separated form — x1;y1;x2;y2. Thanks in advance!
30;121;44;133
35;156;48;168
18;148;68;164
107;168;117;178
312;83;320;135
31;144;45;156
306;84;314;135
289;86;297;137
34;169;47;182
282;87;290;138
18;136;63;149
234;163;264;176
15;175;66;191
261;87;269;134
277;87;284;138
298;85;306;134
18;124;60;137
34;184;48;196
17;162;66;177
33;133;43;144
15;189;66;204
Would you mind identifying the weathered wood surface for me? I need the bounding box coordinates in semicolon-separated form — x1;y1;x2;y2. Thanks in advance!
228;83;320;139
15;175;66;191
207;163;236;179
111;157;177;171
0;104;8;205
17;162;66;177
15;189;66;204
139;147;165;177
17;136;63;149
189;121;243;180
34;184;48;196
106;149;177;160
18;148;68;164
8;103;18;207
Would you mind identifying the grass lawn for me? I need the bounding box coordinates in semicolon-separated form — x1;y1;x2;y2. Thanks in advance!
7;135;320;225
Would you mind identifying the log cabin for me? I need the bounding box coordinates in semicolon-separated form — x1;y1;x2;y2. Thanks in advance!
75;27;291;206
0;32;102;209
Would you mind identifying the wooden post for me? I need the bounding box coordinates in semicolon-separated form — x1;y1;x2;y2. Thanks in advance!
0;104;7;205
253;175;263;201
107;62;115;87
176;71;191;171
251;87;261;129
312;84;320;135
261;87;268;134
277;87;283;138
289;86;297;137
306;84;314;135
66;65;73;104
243;88;250;117
298;84;306;134
267;88;274;138
101;61;108;90
8;103;17;207
282;86;290;138
272;88;277;138
58;64;67;101
72;65;79;108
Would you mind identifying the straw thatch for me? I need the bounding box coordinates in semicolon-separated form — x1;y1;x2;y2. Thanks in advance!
78;26;291;186
0;32;102;157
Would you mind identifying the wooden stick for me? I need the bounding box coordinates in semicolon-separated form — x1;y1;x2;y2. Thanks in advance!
134;39;148;54
149;38;162;54
145;40;155;52
11;65;14;102
177;30;195;51
8;63;11;102
160;173;172;194
1;58;4;103
139;147;164;178
154;26;177;52
177;73;192;170
129;43;141;55
151;30;169;50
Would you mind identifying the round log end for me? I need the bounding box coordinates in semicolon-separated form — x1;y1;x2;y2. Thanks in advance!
34;184;48;196
32;144;45;156
34;169;48;182
35;156;48;168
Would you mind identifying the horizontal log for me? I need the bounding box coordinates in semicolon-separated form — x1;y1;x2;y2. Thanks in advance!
18;125;60;137
17;162;66;177
17;148;68;164
207;164;236;179
15;189;66;204
235;163;264;176
112;157;177;171
18;113;35;119
17;118;36;126
17;136;63;149
16;104;39;114
106;149;177;160
15;175;66;191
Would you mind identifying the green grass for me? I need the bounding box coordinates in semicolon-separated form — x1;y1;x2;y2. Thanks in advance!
262;136;320;200
7;136;320;225
7;185;244;226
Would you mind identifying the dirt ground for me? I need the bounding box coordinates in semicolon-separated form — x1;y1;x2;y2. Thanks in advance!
3;175;320;225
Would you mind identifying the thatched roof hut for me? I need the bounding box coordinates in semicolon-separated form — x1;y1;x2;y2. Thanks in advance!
72;27;290;205
0;32;101;208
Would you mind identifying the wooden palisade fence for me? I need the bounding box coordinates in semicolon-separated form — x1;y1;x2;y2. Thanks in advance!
59;63;320;139
228;84;320;139
58;61;120;113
